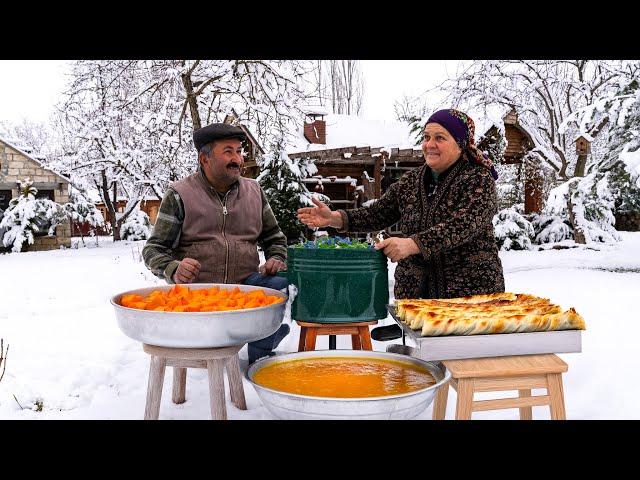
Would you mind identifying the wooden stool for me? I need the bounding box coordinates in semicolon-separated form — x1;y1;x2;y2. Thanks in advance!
432;354;568;420
143;343;247;420
296;320;377;351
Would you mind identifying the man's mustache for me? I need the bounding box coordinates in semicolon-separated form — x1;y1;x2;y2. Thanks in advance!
227;162;241;169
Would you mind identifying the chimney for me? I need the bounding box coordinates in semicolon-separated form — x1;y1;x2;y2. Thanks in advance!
303;113;326;145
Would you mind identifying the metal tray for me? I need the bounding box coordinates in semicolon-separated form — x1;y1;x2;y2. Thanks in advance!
386;305;582;361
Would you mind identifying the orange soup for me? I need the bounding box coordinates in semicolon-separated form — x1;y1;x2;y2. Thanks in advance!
253;357;436;398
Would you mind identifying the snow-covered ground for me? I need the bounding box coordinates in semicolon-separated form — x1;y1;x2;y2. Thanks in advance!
1;233;639;419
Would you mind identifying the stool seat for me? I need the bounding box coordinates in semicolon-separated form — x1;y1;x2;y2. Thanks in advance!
433;354;568;420
296;320;377;351
142;343;247;420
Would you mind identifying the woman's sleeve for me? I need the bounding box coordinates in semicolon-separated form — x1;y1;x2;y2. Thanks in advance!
410;171;498;260
338;180;402;233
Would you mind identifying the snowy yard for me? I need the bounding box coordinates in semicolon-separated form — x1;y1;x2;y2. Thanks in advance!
1;234;639;420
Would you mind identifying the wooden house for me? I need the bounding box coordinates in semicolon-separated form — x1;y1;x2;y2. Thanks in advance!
287;111;420;235
477;109;543;213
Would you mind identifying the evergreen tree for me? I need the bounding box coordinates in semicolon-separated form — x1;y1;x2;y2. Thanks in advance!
257;137;318;243
492;207;534;250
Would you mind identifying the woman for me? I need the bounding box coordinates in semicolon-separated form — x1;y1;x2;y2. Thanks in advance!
297;109;505;337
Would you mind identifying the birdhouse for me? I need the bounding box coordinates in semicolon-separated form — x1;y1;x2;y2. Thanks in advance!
575;135;592;155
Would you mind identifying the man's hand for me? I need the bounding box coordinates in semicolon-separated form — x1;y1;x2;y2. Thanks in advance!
374;237;420;262
297;197;335;228
259;257;287;276
172;257;201;284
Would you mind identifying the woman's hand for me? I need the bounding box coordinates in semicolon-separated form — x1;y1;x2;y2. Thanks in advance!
374;237;420;262
297;197;338;228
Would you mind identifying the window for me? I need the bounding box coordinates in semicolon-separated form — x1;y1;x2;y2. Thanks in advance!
36;190;55;201
0;190;11;211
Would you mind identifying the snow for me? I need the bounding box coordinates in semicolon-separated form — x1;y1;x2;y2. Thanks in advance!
287;113;416;153
619;147;640;186
1;233;640;419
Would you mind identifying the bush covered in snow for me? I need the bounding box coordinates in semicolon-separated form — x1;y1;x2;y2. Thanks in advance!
64;199;106;245
530;214;573;244
0;178;67;252
1;196;67;253
119;209;151;241
493;207;534;251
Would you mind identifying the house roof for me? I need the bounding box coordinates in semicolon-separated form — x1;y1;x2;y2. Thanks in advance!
287;113;417;154
0;135;71;184
223;113;265;154
575;133;594;142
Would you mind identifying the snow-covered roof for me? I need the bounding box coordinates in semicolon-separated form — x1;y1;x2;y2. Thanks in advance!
287;113;416;154
302;105;330;116
575;133;594;142
0;135;71;184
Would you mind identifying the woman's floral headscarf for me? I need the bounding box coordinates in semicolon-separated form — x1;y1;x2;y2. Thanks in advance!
425;109;498;180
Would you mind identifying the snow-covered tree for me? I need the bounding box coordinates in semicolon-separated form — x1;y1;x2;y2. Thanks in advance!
493;207;534;251
393;94;445;146
0;179;67;252
550;76;640;240
444;60;639;181
257;134;318;242
546;173;622;244
52;60;315;242
119;209;151;241
64;196;105;246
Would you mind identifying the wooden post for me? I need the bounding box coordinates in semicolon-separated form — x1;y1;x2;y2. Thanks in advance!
298;326;307;352
172;367;187;404
207;360;227;420
374;156;382;198
518;389;533;420
225;354;247;411
144;356;166;420
455;379;474;420
432;384;449;420
547;373;567;420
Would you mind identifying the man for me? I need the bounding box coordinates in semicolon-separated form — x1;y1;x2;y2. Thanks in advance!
142;123;290;364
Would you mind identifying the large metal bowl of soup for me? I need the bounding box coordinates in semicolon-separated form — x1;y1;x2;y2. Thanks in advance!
246;349;451;420
111;283;288;348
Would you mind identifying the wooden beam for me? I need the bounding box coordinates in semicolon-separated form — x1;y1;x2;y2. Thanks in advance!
374;156;382;198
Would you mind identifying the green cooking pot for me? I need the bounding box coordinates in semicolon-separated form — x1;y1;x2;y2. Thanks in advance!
277;246;389;323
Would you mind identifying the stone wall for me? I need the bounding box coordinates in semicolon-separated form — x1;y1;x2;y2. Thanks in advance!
0;141;71;251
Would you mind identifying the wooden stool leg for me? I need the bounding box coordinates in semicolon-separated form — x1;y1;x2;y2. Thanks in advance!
304;327;317;351
207;359;227;420
547;373;567;420
455;379;474;420
144;355;166;420
351;333;362;350
518;389;533;420
172;367;187;404
298;326;307;352
358;326;373;350
432;383;449;420
225;354;247;411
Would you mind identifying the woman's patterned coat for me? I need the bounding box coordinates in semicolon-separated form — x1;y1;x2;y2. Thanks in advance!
340;157;505;299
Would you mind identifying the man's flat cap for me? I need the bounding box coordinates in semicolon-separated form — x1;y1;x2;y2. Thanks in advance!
193;123;247;151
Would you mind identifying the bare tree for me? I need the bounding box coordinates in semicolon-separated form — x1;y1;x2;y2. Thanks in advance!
311;60;365;115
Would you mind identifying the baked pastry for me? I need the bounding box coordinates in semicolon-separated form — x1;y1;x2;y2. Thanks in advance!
395;293;585;336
